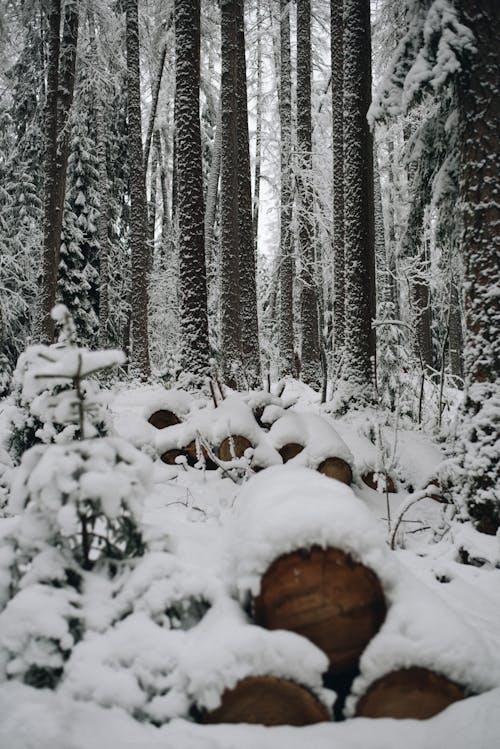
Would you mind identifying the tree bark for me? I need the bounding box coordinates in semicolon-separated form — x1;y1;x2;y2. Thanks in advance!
296;0;321;388
220;0;242;386
278;0;295;376
39;0;78;343
236;0;261;386
331;0;345;368
126;0;151;379
456;0;500;532
175;0;210;378
343;0;376;399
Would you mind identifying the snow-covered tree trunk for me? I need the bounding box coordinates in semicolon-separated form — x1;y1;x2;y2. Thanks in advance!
448;279;463;380
296;0;321;388
175;0;210;379
204;105;222;268
236;0;261;387
455;0;500;533
39;0;78;343
126;0;151;379
278;0;295;377
342;0;376;399
220;0;242;387
331;0;345;368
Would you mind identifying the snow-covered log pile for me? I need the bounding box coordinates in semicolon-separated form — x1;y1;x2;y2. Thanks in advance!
0;353;499;742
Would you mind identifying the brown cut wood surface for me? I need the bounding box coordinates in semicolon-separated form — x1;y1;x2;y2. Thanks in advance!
318;457;353;484
161;440;217;470
362;471;396;494
202;675;330;725
218;434;252;461
278;442;305;462
253;546;386;674
148;410;181;429
355;667;465;720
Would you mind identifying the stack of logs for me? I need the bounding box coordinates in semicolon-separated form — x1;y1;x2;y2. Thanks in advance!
147;406;463;725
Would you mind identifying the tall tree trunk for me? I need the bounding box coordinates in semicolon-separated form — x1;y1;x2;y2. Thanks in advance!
204;104;222;267
220;0;242;386
126;0;151;379
39;0;79;342
331;0;345;368
175;0;210;378
253;0;262;256
456;0;500;533
448;279;463;380
278;0;295;376
296;0;321;388
236;0;261;387
342;0;376;399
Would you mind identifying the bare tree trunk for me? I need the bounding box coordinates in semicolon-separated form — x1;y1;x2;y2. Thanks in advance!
220;0;242;386
144;31;170;171
175;0;210;378
126;0;151;379
236;0;261;386
448;278;463;380
204;105;222;267
278;0;294;376
343;0;376;399
331;0;345;368
296;0;321;388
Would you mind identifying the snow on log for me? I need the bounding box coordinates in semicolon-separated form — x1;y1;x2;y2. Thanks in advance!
361;471;396;493
202;675;330;726
354;667;465;720
253;546;386;674
148;409;181;429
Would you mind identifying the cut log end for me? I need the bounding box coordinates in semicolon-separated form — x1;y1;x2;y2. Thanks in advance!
318;457;353;485
148;409;181;429
201;675;330;726
362;472;396;494
278;442;305;463
355;667;465;720
218;435;252;461
161;440;218;470
253;546;386;675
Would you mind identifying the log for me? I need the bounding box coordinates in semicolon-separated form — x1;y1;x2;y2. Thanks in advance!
362;471;396;494
278;442;304;463
253;546;386;675
161;440;218;470
218;435;252;461
355;667;465;720
148;409;181;429
317;457;353;485
202;675;329;726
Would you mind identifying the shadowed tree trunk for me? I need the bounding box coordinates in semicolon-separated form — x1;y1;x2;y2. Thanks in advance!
39;0;78;342
175;0;210;379
331;0;345;369
279;0;295;376
220;0;242;386
455;0;500;533
342;0;376;400
126;0;151;379
236;0;261;387
296;0;321;388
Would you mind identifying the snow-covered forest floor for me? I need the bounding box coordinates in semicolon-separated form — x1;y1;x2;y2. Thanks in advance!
0;365;499;748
